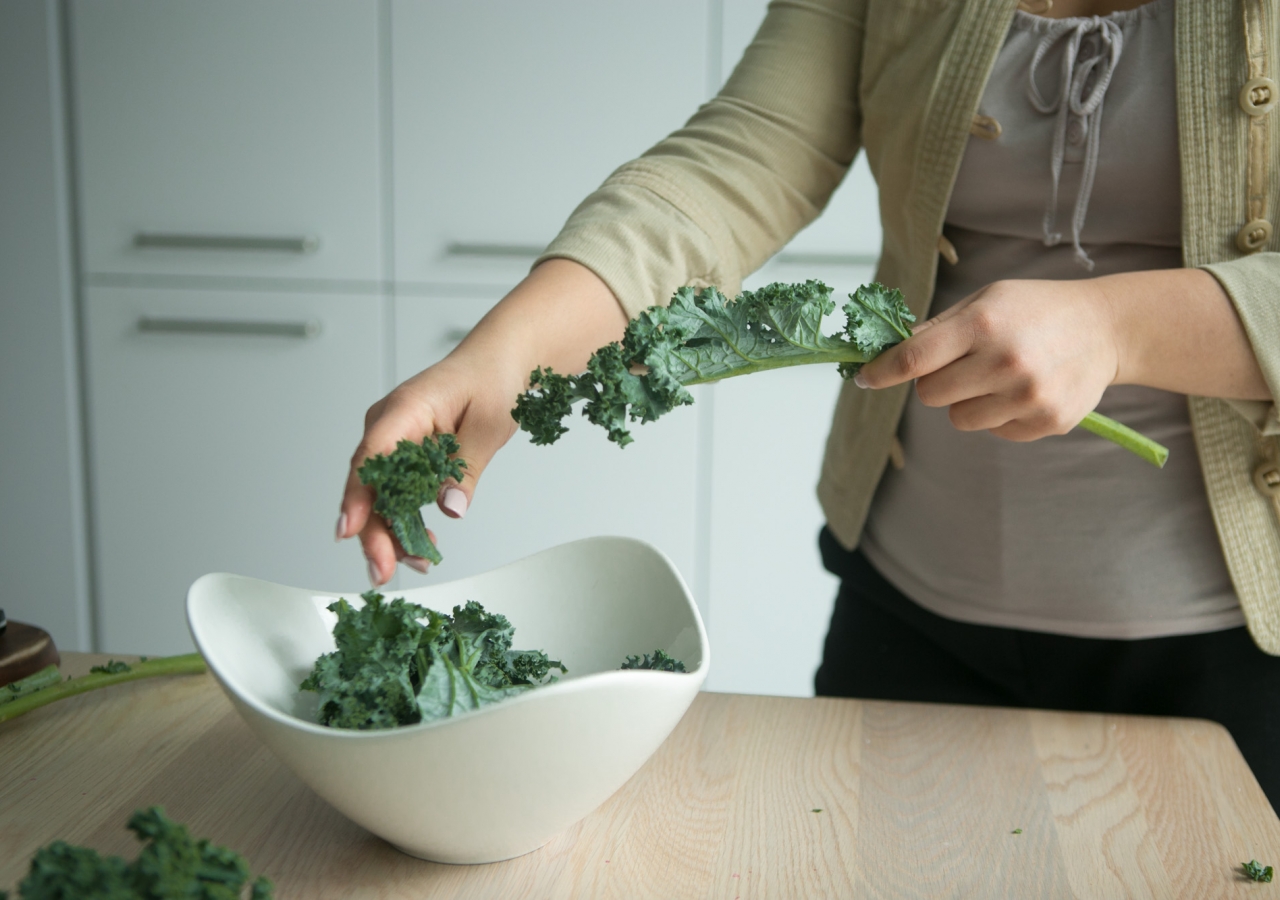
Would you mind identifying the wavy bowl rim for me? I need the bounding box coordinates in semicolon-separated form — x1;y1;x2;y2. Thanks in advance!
186;535;710;741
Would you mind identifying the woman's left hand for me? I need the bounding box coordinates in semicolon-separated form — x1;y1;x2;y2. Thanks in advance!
853;278;1121;442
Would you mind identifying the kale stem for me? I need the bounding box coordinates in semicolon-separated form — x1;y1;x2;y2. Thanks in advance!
680;348;872;385
0;653;207;724
1078;411;1169;468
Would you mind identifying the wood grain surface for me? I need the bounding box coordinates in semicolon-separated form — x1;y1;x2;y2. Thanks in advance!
2;653;1278;898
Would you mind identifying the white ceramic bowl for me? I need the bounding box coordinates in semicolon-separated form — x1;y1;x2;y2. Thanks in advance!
186;536;709;864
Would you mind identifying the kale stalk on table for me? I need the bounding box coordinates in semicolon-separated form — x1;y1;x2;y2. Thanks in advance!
0;654;206;725
511;279;1168;467
1;807;272;900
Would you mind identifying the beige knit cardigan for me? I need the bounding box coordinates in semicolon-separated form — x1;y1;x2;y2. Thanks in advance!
539;0;1280;652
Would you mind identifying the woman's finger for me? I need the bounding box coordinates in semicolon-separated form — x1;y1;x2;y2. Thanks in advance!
360;516;399;586
913;353;997;409
437;398;520;520
399;529;437;575
945;393;1019;433
857;310;979;389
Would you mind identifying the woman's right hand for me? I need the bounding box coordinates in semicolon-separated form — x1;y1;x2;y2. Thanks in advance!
336;347;527;586
335;259;629;586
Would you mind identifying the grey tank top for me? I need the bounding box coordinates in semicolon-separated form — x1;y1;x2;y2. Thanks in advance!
859;0;1243;639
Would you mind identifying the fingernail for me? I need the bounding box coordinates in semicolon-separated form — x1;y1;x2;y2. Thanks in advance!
854;372;869;389
366;558;381;586
403;556;430;574
334;512;348;542
442;487;468;519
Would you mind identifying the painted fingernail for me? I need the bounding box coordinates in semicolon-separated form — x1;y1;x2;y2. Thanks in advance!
403;556;430;574
334;512;348;542
442;487;468;519
854;372;869;389
366;558;381;586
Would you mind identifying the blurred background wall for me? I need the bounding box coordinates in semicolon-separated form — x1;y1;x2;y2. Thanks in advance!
0;0;880;696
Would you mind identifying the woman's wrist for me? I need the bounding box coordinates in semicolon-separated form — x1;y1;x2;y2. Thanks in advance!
452;258;629;384
1094;268;1270;400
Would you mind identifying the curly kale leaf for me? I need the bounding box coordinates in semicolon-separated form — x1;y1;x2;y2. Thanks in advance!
299;591;437;730
1243;859;1275;882
512;280;910;446
4;807;272;900
838;281;915;379
357;434;466;564
620;649;687;673
300;594;565;730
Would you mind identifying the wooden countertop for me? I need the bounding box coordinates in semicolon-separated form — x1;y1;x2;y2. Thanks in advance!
2;652;1279;898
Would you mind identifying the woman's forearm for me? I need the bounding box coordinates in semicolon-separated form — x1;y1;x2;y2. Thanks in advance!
1099;267;1271;400
456;257;629;382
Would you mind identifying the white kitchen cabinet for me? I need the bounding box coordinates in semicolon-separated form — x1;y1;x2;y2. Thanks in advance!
702;365;842;696
0;0;92;652
701;264;876;696
69;1;383;281
84;287;386;654
392;294;703;610
390;0;713;288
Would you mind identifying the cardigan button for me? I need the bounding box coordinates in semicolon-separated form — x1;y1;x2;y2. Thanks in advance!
1237;218;1273;253
1240;77;1279;117
970;114;1002;141
1254;461;1280;499
936;234;959;265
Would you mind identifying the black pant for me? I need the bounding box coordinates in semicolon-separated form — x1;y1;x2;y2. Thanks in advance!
815;527;1280;810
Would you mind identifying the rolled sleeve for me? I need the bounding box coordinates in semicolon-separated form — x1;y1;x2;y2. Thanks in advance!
537;0;867;317
1201;253;1280;436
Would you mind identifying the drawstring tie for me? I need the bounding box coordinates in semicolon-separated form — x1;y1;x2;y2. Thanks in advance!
1027;16;1124;270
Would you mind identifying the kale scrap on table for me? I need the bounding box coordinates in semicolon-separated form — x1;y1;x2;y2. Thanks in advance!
1;807;271;900
1243;859;1274;882
301;592;688;730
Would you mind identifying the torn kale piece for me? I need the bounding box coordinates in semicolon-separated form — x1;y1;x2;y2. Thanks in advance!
2;807;272;900
357;433;466;565
620;650;687;673
300;592;565;730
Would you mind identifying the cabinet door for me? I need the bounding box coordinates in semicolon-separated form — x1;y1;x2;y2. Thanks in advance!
700;264;877;696
70;1;382;281
85;287;386;654
721;0;881;265
393;294;703;610
391;1;712;287
703;367;843;696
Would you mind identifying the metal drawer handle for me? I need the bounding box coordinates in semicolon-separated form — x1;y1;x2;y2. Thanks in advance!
134;232;320;254
444;242;544;260
774;252;879;267
137;316;321;338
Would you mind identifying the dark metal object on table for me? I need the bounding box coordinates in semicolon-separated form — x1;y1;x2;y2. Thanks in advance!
0;610;60;687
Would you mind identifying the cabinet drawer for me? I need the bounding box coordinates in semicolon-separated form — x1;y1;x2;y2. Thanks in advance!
391;1;712;287
393;294;702;605
85;287;386;654
70;1;382;281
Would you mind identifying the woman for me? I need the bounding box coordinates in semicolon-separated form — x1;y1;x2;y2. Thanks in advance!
337;0;1280;804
